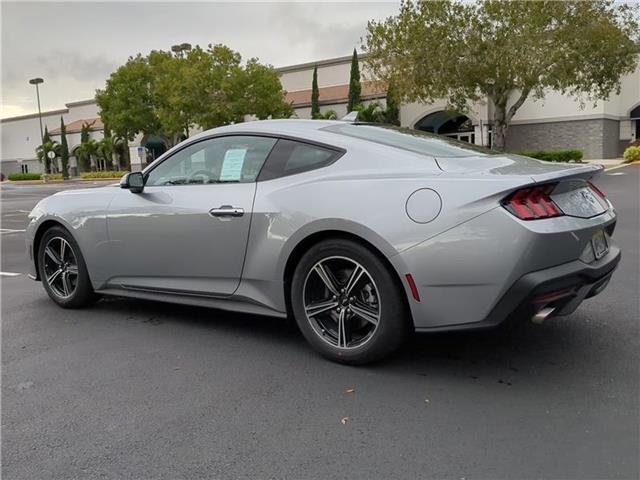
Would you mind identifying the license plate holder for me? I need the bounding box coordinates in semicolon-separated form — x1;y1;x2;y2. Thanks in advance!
592;230;609;260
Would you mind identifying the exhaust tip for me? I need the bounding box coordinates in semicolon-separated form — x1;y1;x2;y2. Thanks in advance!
531;307;556;325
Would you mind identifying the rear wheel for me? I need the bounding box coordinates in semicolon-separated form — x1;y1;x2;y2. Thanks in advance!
37;226;97;308
291;239;408;364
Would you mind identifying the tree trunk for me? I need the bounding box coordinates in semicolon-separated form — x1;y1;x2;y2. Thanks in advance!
490;90;530;152
124;139;131;171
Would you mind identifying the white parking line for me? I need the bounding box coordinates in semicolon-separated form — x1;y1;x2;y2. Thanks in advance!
0;228;26;234
607;172;626;176
0;272;22;277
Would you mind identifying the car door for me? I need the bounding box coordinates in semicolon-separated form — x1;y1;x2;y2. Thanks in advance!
105;135;277;296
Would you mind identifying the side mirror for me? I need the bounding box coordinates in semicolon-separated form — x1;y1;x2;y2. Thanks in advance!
120;172;145;193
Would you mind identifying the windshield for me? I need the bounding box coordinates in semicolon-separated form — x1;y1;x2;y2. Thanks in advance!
322;123;498;158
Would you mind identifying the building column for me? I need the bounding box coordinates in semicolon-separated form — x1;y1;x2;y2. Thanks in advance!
474;123;490;147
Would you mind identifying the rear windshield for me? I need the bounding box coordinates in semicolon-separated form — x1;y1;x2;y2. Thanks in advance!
322;123;498;158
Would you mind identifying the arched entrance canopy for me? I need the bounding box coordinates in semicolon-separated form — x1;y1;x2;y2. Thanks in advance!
142;135;169;162
414;110;475;143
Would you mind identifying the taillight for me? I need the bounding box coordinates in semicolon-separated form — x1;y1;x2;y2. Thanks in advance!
588;181;606;199
503;184;564;220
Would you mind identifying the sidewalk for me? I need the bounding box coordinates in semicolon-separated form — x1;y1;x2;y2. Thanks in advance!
584;158;626;169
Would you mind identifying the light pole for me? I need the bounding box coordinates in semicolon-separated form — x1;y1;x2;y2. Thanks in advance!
28;77;45;145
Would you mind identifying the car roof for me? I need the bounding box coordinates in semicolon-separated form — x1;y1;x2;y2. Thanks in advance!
187;119;353;147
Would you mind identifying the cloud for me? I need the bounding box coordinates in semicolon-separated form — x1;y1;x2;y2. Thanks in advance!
1;1;400;118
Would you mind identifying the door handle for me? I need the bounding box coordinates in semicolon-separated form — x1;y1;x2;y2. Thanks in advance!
209;205;244;217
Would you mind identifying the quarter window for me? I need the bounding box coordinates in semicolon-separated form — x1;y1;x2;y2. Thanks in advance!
145;136;277;186
258;139;341;181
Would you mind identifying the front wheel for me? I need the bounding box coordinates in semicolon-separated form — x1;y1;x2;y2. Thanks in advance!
291;239;409;364
37;226;97;308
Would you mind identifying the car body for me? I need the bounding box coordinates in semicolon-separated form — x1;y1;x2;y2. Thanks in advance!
26;120;621;363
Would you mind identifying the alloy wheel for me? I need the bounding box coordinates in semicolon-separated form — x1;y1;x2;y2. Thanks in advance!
43;236;79;299
303;256;381;349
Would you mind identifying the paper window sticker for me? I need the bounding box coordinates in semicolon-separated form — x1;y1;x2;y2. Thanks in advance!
220;148;247;181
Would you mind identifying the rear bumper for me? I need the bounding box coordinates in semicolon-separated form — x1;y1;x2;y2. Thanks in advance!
393;205;620;332
415;245;621;332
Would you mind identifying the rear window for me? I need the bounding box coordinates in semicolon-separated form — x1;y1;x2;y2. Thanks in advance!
258;139;341;181
322;123;498;158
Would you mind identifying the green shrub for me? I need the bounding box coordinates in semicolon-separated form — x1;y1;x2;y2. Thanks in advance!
80;170;128;179
623;146;640;163
8;173;43;181
42;173;64;181
518;149;583;162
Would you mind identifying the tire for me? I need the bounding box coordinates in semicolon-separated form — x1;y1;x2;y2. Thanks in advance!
291;238;409;364
37;225;97;308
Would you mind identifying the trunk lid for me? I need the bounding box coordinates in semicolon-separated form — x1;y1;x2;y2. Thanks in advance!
436;154;609;219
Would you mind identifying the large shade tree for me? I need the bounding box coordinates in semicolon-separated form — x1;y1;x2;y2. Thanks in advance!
96;44;292;149
365;0;639;150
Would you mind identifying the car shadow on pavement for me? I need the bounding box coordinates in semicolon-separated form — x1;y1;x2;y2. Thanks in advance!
88;294;604;383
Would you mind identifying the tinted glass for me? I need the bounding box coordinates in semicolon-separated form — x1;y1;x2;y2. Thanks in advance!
322;123;498;158
146;136;277;186
258;139;340;181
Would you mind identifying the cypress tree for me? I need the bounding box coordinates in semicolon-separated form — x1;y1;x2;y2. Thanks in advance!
311;65;320;119
384;82;401;126
60;117;70;178
347;48;361;112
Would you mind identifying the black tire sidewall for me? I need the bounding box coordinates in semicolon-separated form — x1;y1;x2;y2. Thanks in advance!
291;239;408;364
38;226;95;308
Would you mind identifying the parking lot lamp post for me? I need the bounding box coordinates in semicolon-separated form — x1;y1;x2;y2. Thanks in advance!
28;77;45;145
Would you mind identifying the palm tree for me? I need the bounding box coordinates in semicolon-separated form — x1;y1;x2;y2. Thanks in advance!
36;139;61;174
354;102;385;123
314;109;338;120
74;139;98;172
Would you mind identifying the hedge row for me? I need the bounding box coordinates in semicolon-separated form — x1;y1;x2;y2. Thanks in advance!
7;173;43;181
518;149;583;162
80;171;129;179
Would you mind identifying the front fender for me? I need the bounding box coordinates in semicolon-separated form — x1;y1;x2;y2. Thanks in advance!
25;188;116;288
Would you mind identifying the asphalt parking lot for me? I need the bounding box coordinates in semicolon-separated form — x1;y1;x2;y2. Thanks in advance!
2;168;639;480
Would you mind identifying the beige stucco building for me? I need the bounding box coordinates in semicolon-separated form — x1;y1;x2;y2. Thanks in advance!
2;54;638;175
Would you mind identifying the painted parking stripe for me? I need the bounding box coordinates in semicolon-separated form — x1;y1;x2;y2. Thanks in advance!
0;228;26;234
607;172;626;176
0;272;22;277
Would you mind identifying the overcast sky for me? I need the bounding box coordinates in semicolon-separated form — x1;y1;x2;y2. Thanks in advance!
1;1;400;118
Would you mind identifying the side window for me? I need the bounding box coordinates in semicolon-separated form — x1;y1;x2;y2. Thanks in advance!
258;139;341;181
146;136;277;186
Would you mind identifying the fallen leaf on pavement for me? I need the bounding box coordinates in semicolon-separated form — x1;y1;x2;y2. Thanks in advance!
345;388;355;394
340;416;349;425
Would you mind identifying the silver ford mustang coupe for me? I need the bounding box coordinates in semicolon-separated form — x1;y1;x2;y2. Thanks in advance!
26;120;620;364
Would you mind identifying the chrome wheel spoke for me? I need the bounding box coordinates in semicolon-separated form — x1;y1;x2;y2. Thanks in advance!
60;239;67;262
350;302;379;326
313;263;340;296
344;265;364;296
45;246;62;266
47;268;63;284
336;309;347;348
305;299;339;318
61;272;72;296
67;264;79;276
